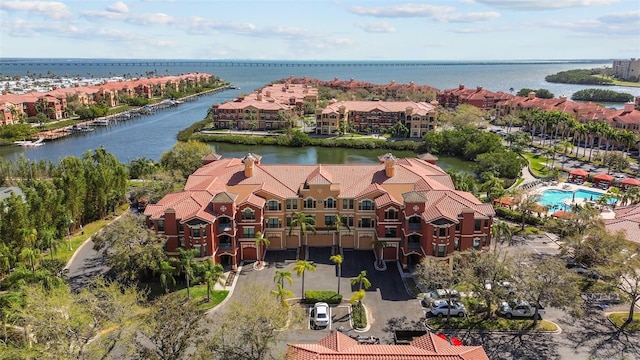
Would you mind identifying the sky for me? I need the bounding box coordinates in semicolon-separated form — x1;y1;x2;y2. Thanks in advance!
0;0;638;61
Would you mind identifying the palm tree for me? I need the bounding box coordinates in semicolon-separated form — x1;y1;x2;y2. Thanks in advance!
0;244;14;277
371;239;388;268
272;283;295;307
621;186;640;206
288;211;317;246
158;260;177;294
574;123;588;157
274;269;293;289
491;221;513;248
350;270;371;291
254;231;270;267
19;247;40;274
330;214;350;247
329;254;343;294
199;259;225;303
558;140;574;170
175;248;199;300
480;174;505;202
293;260;316;300
619;130;639;158
40;227;58;260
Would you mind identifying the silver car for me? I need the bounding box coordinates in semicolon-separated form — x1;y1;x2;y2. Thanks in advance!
310;302;330;328
430;299;467;318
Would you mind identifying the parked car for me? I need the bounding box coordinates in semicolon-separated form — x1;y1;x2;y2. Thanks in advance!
498;300;545;319
430;300;467;318
310;302;330;329
571;266;601;279
422;289;460;307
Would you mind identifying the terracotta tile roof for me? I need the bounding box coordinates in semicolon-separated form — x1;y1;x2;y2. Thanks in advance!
286;332;489;360
322;100;436;116
146;156;493;224
605;204;640;244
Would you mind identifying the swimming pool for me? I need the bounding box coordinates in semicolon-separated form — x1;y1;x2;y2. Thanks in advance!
537;189;615;212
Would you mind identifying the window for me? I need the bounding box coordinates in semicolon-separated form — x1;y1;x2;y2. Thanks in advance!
192;227;202;238
455;223;460;232
408;217;421;231
157;219;165;232
474;220;482;232
325;198;336;209
347;216;354;227
408;234;420;249
325;215;336;227
286;216;292;226
358;218;374;228
242;208;255;221
473;238;480;249
439;227;447;237
454;237;460;251
267;218;281;228
243;227;255;238
304;197;316;209
385;208;398;220
342;199;354;210
267;200;281;211
359;200;374;211
438;245;446;257
286;199;298;210
220;235;232;250
384;227;397;237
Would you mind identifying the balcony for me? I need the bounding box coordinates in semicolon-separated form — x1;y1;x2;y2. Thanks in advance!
219;241;234;250
408;242;422;250
408;223;422;231
218;223;234;232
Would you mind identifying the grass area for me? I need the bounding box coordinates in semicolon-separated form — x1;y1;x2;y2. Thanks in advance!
522;153;553;178
512;226;545;235
593;75;640;88
173;284;229;311
608;312;640;331
352;301;367;329
52;204;129;264
427;316;558;332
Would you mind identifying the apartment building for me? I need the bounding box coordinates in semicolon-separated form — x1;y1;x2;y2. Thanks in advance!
143;153;495;269
316;100;438;138
612;58;640;82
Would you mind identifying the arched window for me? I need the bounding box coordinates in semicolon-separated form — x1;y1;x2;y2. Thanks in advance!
385;208;398;220
241;208;255;221
304;197;316;209
325;197;336;209
359;200;373;211
267;200;281;211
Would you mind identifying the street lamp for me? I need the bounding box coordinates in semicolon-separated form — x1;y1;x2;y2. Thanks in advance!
64;214;73;251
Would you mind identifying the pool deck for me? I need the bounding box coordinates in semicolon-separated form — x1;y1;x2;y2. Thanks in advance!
531;182;616;219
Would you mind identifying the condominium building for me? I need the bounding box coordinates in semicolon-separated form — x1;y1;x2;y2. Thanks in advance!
143;153;494;269
315;100;438;138
612;58;640;82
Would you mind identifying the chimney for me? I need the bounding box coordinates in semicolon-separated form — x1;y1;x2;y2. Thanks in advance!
381;153;397;177
257;93;263;101
528;92;536;99
458;84;464;90
559;96;567;102
624;102;635;113
476;86;483;91
266;90;271;97
243;153;256;178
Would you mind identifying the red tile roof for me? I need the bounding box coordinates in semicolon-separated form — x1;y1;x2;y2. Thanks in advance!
286;331;489;360
593;173;614;181
605;204;640;244
145;156;494;224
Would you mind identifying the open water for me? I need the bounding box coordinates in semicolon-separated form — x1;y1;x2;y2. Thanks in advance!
1;59;639;165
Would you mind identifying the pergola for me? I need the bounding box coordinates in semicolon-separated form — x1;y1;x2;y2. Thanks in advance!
620;177;640;191
593;173;614;189
568;169;589;184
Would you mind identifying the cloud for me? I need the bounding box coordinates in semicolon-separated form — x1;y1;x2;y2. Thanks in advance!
541;18;638;36
350;3;455;18
0;1;72;19
0;18;78;37
470;0;619;10
81;10;127;21
349;3;498;23
598;10;640;24
106;1;129;14
126;13;175;26
356;21;396;33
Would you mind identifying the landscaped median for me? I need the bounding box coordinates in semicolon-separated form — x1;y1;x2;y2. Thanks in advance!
426;316;559;332
608;312;640;331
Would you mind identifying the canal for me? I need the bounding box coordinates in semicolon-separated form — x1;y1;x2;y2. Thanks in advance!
0;88;475;172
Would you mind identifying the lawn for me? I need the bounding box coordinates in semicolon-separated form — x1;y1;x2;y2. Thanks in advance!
174;284;229;311
522;152;553;178
427;316;558;332
608;312;640;331
53;204;129;264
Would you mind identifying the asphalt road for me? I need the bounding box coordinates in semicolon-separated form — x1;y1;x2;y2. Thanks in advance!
64;238;110;291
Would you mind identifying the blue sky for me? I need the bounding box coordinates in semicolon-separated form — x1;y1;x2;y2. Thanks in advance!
0;0;638;60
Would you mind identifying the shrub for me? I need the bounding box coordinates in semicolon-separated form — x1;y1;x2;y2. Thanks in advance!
352;301;367;329
303;290;343;304
494;207;544;226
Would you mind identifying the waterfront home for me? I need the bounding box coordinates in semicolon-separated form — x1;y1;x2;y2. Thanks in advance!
143;153;494;269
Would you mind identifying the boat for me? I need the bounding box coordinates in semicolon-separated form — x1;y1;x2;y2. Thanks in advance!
92;118;110;126
70;124;94;132
17;137;44;147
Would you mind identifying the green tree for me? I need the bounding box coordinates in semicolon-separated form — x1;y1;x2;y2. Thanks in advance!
198;259;225;303
175;248;199;300
329;253;343;295
491;220;513;247
273;269;293;289
288;211;317;246
271;283;295;307
293;260;316;300
194;285;304;360
254;231;270;267
158;260;177;294
371;238;388;268
18;247;39;274
159;140;213;179
350;270;371;291
415;259;461;322
136;293;208;360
